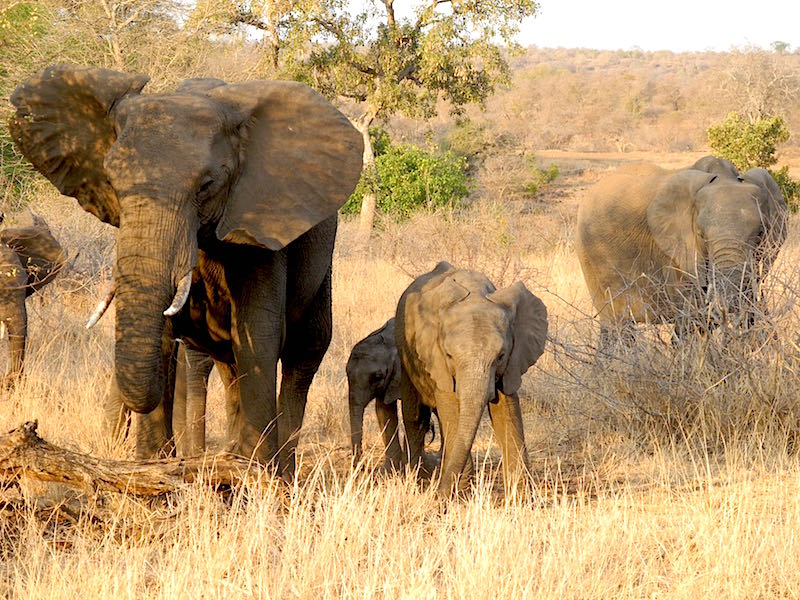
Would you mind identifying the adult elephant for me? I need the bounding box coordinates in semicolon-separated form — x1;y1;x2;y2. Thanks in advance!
0;210;66;387
395;261;548;497
10;65;363;476
576;156;787;345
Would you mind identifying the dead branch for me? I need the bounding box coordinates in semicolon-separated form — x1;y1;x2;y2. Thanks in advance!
0;421;265;497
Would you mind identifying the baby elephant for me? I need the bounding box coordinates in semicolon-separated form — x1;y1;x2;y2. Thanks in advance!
0;210;66;386
347;318;405;469
395;261;548;497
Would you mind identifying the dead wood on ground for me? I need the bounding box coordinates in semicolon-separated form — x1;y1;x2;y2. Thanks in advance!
0;421;265;497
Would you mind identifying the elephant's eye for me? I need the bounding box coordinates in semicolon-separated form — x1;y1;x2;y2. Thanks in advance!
197;178;215;196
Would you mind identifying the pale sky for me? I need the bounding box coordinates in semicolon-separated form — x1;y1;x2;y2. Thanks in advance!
518;0;800;52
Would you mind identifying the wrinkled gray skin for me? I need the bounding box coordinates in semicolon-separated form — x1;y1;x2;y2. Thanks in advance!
576;156;787;345
346;318;404;469
0;210;66;387
10;66;363;475
395;262;548;497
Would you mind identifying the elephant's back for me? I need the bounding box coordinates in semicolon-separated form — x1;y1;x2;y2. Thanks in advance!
575;163;670;319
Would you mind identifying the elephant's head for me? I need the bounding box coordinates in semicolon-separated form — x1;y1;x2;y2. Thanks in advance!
411;263;548;407
10;65;363;413
346;319;401;408
646;158;787;322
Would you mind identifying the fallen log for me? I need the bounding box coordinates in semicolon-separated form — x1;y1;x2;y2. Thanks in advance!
0;421;266;497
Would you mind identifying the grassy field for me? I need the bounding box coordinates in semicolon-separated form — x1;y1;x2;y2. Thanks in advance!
3;151;800;598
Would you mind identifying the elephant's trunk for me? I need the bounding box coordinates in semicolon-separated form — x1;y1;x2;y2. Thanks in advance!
348;388;368;459
707;239;755;322
439;368;494;495
114;194;197;414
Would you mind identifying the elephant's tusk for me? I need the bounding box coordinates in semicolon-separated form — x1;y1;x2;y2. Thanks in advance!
0;322;5;340
85;284;116;329
164;272;192;317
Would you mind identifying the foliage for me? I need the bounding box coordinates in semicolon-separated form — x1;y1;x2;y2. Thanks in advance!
771;166;800;212
523;157;559;196
343;141;469;219
707;112;789;170
708;111;799;210
0;3;54;205
368;126;392;158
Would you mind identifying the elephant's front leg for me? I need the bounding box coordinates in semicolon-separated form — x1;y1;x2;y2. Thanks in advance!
278;268;332;480
488;390;531;498
227;254;285;467
399;368;432;476
375;398;403;471
1;288;27;387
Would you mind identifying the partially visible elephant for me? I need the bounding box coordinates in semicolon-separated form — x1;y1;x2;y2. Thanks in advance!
576;156;787;344
395;261;548;497
0;210;66;386
10;65;363;475
346;318;404;468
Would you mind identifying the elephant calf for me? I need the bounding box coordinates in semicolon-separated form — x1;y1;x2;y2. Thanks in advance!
395;261;548;497
0;210;66;387
346;318;404;469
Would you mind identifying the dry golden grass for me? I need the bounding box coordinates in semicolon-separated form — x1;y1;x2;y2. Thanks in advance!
4;177;800;597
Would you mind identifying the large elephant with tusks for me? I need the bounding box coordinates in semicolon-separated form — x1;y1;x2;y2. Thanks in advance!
10;65;363;477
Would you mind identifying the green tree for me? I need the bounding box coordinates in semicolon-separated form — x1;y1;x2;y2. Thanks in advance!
223;0;538;239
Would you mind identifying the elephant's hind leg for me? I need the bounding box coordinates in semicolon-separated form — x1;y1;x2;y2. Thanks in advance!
277;268;333;480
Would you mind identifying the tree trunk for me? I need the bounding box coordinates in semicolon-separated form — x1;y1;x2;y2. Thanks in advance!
355;119;378;244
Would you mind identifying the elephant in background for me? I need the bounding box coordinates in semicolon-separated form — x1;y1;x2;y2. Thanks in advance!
11;65;363;475
395;261;548;497
576;156;787;345
346;318;404;468
0;210;66;387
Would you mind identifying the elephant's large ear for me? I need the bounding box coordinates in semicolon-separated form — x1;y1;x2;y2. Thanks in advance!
741;167;788;248
9;64;149;226
488;282;548;395
646;169;717;276
207;81;363;250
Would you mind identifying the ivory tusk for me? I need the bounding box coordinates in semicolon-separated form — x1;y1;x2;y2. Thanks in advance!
85;285;116;329
0;322;5;340
164;272;192;317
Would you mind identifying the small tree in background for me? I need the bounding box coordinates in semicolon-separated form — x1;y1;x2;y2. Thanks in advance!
708;112;800;211
225;0;538;240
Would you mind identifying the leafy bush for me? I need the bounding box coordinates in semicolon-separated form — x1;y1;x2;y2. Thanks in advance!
524;157;560;196
708;112;799;210
771;166;800;212
344;138;470;220
707;112;788;170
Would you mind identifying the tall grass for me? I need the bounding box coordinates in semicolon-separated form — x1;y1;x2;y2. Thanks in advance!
3;190;800;597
